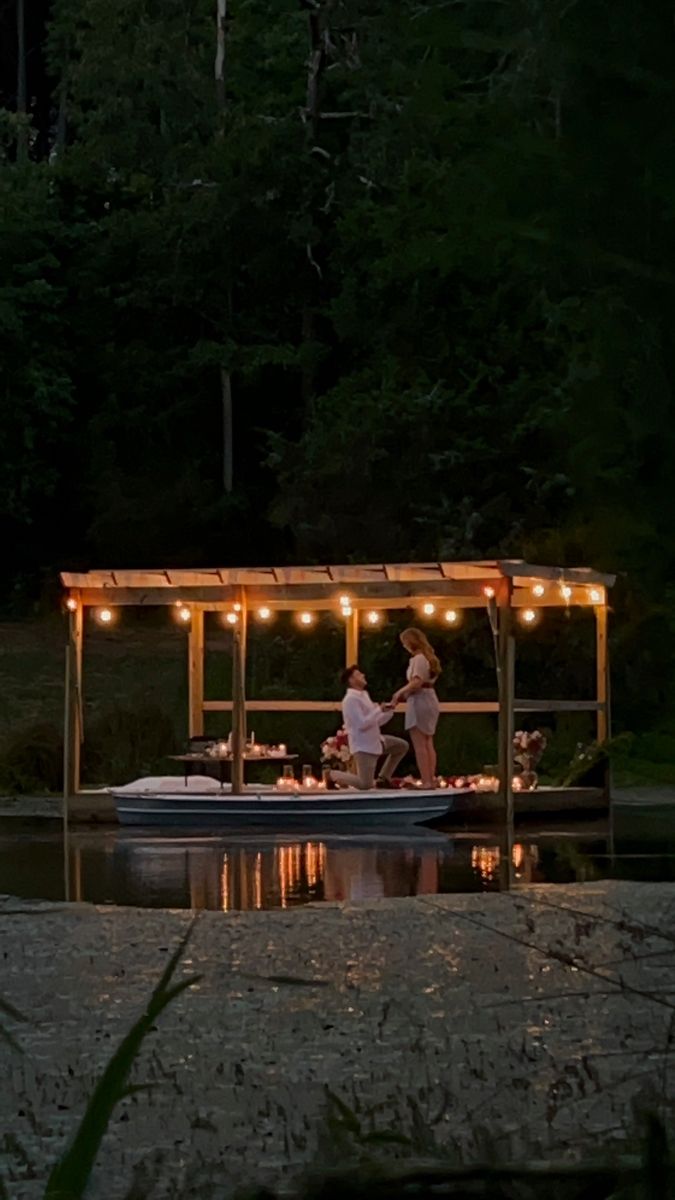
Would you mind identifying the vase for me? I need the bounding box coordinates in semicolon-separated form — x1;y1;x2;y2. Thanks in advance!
520;768;538;791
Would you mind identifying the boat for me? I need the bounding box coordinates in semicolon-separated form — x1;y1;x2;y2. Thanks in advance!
108;775;470;828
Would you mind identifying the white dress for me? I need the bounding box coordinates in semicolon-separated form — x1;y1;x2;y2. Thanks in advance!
405;653;440;735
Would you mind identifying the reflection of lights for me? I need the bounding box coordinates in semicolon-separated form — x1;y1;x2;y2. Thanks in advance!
520;608;539;627
366;610;381;625
257;606;272;620
444;609;459;624
299;611;314;626
221;853;230;911
422;602;435;615
532;584;545;598
471;845;500;881
66;597;78;612
483;586;495;599
589;587;603;604
97;607;114;625
513;843;524;870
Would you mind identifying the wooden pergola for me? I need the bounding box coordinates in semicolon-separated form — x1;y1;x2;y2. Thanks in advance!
60;560;614;806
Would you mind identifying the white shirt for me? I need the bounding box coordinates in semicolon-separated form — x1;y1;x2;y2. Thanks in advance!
341;688;393;756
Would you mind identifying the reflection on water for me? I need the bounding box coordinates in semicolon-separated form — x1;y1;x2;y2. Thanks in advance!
3;820;675;910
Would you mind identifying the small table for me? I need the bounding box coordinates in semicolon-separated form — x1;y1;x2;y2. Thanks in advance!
168;753;298;786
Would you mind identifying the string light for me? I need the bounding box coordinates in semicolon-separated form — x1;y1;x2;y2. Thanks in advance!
588;587;603;604
560;584;572;601
483;586;495;599
65;597;78;612
532;584;545;598
339;594;351;608
422;602;435;615
366;610;381;625
97;607;114;625
520;608;539;627
225;611;239;625
341;605;353;617
299;611;314;626
177;606;191;623
444;609;459;625
233;602;242;612
257;606;272;621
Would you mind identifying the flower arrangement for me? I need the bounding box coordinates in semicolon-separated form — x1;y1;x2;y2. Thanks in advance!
320;727;351;767
513;729;547;789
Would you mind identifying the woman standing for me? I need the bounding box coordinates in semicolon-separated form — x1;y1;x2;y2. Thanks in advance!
391;628;441;788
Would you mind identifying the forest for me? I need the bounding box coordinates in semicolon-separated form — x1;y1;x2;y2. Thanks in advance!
1;0;675;740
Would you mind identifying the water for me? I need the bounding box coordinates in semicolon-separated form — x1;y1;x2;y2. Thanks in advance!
3;813;675;910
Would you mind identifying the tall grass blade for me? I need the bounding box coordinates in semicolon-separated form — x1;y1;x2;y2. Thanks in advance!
44;923;200;1200
0;994;27;1054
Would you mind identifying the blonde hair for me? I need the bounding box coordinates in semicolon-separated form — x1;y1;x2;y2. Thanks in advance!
401;627;441;679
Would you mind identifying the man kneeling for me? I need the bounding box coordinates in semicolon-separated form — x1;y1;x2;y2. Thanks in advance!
330;664;407;790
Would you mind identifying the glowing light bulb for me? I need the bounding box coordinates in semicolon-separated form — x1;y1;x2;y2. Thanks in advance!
589;588;603;604
483;586;495;599
98;608;113;625
299;611;314;626
422;602;435;615
532;584;545;598
257;606;272;620
339;594;351;608
178;606;191;623
520;608;538;626
560;585;572;601
341;605;353;617
225;611;238;625
366;610;380;625
65;597;78;612
444;609;459;624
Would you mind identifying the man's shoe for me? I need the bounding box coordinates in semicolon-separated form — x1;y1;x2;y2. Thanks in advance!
375;777;392;789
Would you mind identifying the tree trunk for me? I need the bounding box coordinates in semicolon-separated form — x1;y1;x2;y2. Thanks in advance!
216;2;233;492
215;0;227;124
16;0;28;162
221;365;233;493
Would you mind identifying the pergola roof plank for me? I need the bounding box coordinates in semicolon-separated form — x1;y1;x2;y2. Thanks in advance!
61;560;615;594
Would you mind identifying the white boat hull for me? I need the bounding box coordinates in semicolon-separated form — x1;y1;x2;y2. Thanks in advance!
108;778;468;828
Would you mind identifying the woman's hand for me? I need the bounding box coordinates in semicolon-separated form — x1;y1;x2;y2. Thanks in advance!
390;690;404;706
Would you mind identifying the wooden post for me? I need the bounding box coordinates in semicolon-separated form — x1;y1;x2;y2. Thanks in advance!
595;604;609;744
62;642;71;902
345;609;359;666
188;609;205;738
497;592;515;890
230;588;247;794
64;604;83;798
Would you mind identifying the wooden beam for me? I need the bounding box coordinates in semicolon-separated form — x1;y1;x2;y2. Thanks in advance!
497;590;515;831
188;609;204;737
596;604;609;743
230;587;247;793
499;560;615;587
202;698;603;713
345;608;359;665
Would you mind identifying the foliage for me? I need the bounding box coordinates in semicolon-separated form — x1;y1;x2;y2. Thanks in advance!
0;0;674;727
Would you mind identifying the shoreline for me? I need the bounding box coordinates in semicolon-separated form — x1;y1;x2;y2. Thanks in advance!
3;881;675;1198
